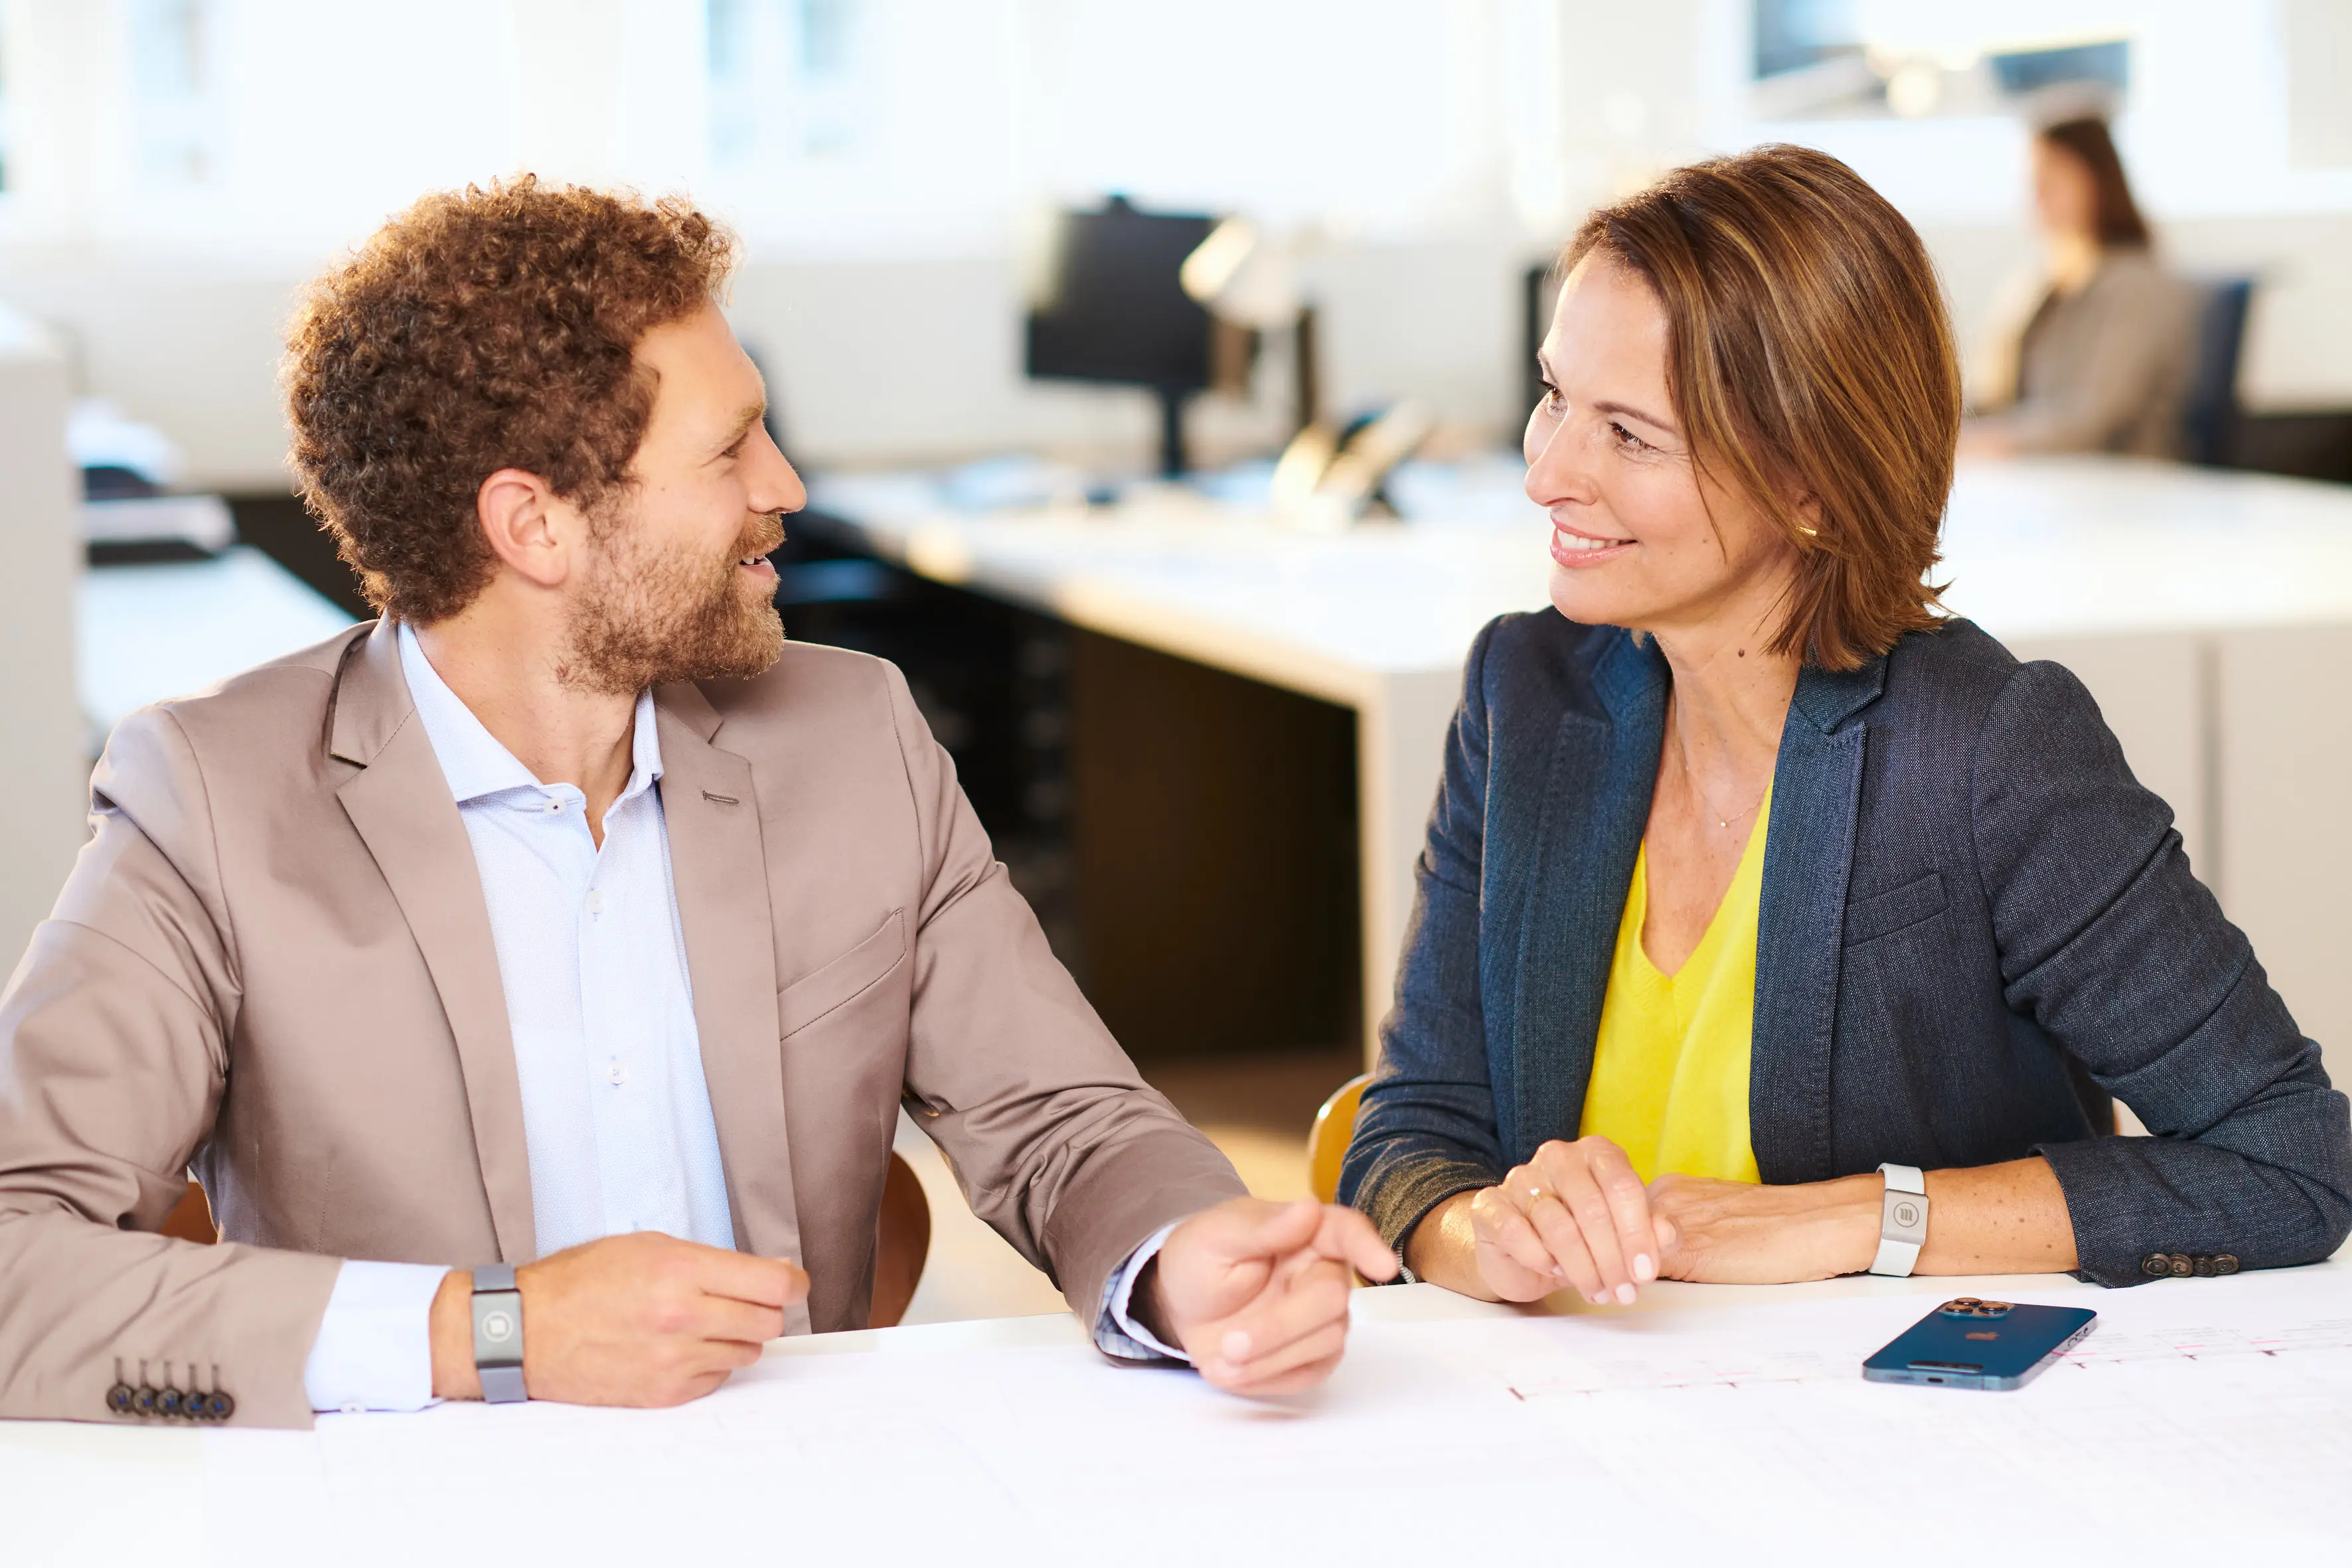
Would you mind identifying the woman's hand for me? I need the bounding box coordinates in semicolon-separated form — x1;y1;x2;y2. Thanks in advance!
1464;1137;1674;1304
1646;1172;1879;1284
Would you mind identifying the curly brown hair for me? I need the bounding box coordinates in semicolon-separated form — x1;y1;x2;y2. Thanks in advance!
284;176;738;623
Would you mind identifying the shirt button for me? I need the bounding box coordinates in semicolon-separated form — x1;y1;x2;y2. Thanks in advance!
607;1061;627;1086
585;890;605;915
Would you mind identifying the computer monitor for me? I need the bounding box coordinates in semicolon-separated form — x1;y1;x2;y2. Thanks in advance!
1025;196;1216;476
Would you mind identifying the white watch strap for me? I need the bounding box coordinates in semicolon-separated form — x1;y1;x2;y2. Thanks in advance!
1870;1163;1927;1277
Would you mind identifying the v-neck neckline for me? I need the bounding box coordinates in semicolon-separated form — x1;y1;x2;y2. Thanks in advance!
1631;779;1774;984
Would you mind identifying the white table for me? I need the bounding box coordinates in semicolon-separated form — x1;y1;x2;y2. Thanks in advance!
9;1256;2346;1566
76;545;357;742
812;455;2352;1074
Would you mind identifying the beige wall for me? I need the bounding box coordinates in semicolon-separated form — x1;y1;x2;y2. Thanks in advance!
0;233;1535;491
9;204;2352;495
2215;624;2352;1083
0;307;86;970
2009;626;2352;1091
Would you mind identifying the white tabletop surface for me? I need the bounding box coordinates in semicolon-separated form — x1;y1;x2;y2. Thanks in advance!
9;1255;2345;1567
78;546;355;741
811;454;2352;703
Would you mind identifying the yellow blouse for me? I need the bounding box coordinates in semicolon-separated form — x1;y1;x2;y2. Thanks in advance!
1577;781;1772;1185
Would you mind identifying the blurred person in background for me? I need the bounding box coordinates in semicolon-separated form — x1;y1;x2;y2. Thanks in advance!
1962;116;2199;459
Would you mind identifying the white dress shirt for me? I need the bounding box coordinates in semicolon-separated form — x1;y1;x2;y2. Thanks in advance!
301;627;1182;1412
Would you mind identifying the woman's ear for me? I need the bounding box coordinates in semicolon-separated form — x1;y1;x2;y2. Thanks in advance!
1791;491;1824;543
475;468;578;589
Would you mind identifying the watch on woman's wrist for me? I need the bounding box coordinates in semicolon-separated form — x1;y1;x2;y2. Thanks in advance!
470;1263;527;1403
1869;1164;1928;1277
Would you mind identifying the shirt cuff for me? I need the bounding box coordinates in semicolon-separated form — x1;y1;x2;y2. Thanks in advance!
1093;1220;1190;1364
303;1261;451;1413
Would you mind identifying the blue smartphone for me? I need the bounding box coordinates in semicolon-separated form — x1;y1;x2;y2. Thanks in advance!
1862;1298;2097;1390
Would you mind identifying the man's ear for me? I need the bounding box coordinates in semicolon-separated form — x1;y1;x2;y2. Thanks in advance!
475;468;583;589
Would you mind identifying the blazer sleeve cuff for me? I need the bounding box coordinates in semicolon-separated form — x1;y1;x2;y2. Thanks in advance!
1039;1131;1248;1348
2034;1137;2156;1287
1091;1221;1188;1363
1358;1157;1499;1266
2029;1134;2352;1289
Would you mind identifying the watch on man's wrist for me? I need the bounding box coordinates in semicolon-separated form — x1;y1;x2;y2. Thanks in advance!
1869;1164;1928;1277
470;1263;527;1403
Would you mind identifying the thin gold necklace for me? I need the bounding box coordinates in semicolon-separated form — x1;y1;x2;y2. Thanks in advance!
1673;726;1769;831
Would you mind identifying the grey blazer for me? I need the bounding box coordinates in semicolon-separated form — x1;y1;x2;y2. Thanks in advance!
1978;250;2199;458
1340;612;2352;1287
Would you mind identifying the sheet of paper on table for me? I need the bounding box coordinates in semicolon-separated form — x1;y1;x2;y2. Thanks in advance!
1417;1256;2352;1395
153;1265;2352;1568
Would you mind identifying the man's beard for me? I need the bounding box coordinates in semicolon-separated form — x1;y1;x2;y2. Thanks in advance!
557;506;787;695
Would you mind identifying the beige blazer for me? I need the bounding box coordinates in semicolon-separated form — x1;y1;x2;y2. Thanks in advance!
0;621;1243;1427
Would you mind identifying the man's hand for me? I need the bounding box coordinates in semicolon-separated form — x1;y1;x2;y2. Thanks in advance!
1139;1196;1397;1397
430;1232;810;1407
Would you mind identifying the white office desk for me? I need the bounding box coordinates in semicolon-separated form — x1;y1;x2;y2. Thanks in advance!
8;1256;2346;1566
77;545;356;741
813;455;2352;1073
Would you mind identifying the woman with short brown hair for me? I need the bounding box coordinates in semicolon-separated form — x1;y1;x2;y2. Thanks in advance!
1341;145;2348;1304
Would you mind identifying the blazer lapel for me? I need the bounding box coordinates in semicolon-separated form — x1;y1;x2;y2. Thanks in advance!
329;623;538;1263
1749;657;1885;1184
652;682;803;1322
1505;631;1666;1164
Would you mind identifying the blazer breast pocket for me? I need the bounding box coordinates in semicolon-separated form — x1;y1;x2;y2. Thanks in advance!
1843;872;1947;948
777;909;909;1040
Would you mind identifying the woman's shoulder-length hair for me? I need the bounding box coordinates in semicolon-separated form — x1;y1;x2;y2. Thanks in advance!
1563;143;1959;672
2040;116;2152;250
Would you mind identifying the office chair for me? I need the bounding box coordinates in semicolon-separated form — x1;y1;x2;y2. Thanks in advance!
2182;276;2255;467
159;1158;935;1331
1307;1072;1373;1207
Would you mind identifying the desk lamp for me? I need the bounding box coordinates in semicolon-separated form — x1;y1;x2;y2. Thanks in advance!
1182;218;1431;529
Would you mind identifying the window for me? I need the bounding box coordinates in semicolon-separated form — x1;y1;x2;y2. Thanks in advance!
707;0;872;171
126;0;222;187
0;23;12;195
1750;1;2128;121
1755;0;1861;80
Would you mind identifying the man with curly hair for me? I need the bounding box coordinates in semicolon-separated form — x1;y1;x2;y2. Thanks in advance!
0;179;1392;1428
